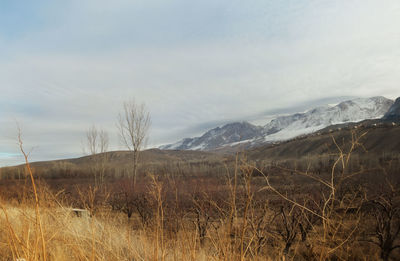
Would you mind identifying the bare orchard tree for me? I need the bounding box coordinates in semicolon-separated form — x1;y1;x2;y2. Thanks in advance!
117;99;151;188
83;124;109;187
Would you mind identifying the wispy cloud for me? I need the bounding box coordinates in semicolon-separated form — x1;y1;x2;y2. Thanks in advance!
1;0;399;166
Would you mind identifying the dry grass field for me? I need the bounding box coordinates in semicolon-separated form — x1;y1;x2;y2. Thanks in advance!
1;129;399;261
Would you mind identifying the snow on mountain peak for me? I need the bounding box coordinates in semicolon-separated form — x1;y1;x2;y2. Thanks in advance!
160;96;394;151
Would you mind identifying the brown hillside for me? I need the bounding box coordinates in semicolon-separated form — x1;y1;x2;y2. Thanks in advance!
247;124;400;161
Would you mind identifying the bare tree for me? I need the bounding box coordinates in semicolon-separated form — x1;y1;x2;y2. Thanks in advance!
117;99;151;188
260;131;367;259
368;195;400;261
84;125;109;155
83;124;109;187
364;180;400;261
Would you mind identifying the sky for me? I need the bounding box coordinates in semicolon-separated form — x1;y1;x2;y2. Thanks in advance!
1;0;399;166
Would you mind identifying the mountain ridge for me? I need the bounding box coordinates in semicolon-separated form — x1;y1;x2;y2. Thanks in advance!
383;97;400;121
160;96;394;151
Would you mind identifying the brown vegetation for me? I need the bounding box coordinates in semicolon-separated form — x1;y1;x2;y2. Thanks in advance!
1;130;400;260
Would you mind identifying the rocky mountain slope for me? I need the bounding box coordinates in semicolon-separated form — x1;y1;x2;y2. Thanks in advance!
161;96;394;151
248;123;400;161
383;97;400;121
160;122;264;150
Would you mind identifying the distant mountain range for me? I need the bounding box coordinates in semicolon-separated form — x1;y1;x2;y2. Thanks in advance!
160;96;396;151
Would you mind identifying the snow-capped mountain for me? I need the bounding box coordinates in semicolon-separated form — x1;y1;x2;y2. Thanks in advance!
260;96;393;142
160;96;394;151
160;122;263;150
